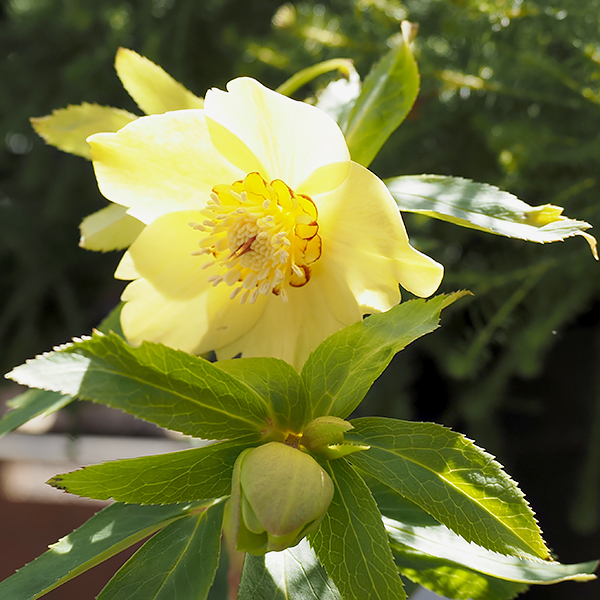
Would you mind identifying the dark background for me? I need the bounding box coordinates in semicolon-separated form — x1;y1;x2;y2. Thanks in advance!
1;0;599;598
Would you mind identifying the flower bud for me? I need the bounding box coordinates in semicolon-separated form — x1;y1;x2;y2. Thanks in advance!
230;441;334;554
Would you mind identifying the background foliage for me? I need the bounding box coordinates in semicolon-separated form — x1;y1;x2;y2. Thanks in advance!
1;0;599;598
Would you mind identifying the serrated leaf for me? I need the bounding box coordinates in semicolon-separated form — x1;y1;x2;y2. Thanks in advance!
386;175;598;257
342;33;419;167
309;459;405;600
79;204;144;252
367;477;527;600
347;417;549;560
238;539;342;600
216;357;310;432
303;293;467;421
115;48;204;115
0;502;204;600
0;388;72;439
8;332;273;440
49;435;260;504
368;478;597;594
31;103;137;159
97;500;225;600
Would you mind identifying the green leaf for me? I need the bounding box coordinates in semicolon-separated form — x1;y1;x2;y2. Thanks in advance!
49;435;260;504
386;175;598;257
0;502;204;600
0;388;72;439
216;357;310;432
8;332;273;440
96;303;125;337
238;539;342;600
309;459;405;600
303;293;466;421
342;33;419;167
79;204;144;252
276;58;357;97
347;417;550;560
369;479;597;595
314;68;361;126
30;103;137;159
97;500;225;600
367;478;527;600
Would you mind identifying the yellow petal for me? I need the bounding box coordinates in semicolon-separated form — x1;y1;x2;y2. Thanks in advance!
115;48;204;115
215;261;362;370
204;77;350;193
88;111;244;224
119;210;266;353
318;162;444;306
31;103;137;159
79;204;145;251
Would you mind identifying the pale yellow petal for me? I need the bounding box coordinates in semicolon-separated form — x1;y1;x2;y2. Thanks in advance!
318;162;444;305
31;103;137;159
119;210;266;352
215;263;361;370
79;204;145;251
115;48;204;115
204;77;350;193
88;111;244;224
121;210;214;298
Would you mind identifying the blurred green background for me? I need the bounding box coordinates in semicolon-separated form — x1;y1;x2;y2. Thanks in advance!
1;0;599;598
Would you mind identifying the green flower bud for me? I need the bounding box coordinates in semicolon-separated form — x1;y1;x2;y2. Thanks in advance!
301;416;370;460
230;441;334;554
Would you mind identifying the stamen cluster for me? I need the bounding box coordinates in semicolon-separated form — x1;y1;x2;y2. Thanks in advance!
191;172;322;303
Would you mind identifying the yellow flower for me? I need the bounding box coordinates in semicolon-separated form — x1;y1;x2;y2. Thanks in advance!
89;77;443;368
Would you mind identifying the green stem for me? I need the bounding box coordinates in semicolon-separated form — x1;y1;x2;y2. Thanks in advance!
276;59;355;97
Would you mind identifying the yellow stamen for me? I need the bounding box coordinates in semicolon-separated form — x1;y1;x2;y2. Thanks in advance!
192;172;322;303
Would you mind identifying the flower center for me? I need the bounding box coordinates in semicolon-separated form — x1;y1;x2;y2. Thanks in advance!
191;172;322;304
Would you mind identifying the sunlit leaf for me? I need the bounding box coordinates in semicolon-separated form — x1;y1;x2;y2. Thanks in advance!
115;48;204;115
49;435;260;504
310;459;405;600
0;502;205;600
303;293;467;421
79;204;144;252
386;175;598;257
238;539;342;600
347;417;550;559
216;357;310;432
342;32;419;167
7;332;273;440
31;103;137;159
97;501;225;600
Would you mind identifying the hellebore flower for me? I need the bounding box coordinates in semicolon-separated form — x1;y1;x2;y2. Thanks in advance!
88;77;443;368
230;442;334;554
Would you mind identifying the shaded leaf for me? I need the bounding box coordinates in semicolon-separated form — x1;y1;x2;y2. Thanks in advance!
238;539;342;600
0;502;204;600
97;500;225;600
386;175;597;257
8;332;273;440
115;47;204;115
310;459;405;600
343;33;419;167
0;388;72;439
347;417;549;559
31;103;137;159
303;293;466;421
49;435;260;504
79;204;144;252
216;357;310;432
